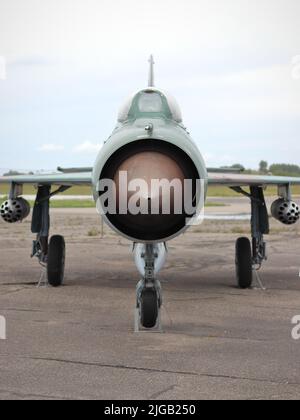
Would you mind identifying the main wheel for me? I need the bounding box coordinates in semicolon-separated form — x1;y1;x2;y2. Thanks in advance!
47;235;66;287
235;237;253;289
140;288;158;329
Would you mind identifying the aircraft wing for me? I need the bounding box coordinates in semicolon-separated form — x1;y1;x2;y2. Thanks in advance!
2;170;300;189
207;172;300;187
0;171;92;187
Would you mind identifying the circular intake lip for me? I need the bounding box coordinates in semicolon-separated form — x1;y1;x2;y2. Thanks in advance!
99;139;200;241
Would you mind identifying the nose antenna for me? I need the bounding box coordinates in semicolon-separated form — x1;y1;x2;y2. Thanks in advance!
148;55;155;87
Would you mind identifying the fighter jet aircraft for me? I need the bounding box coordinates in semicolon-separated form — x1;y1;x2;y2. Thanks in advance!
1;56;300;331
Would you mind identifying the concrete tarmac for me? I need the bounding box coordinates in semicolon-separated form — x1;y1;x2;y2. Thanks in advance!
0;204;300;400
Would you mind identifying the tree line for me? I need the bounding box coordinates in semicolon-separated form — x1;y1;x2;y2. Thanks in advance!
223;162;300;177
3;163;300;178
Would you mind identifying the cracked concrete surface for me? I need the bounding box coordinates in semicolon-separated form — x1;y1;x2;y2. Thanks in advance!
0;207;300;400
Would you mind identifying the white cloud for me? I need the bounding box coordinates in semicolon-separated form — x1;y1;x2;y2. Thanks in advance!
1;0;299;64
73;141;102;154
38;144;65;152
1;0;300;169
173;64;300;124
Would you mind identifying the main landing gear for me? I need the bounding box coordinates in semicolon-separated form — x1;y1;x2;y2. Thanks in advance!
30;185;68;287
233;186;269;290
134;243;167;332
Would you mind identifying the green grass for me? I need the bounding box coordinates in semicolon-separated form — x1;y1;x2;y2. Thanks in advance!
0;184;93;196
1;195;225;209
48;200;94;208
27;200;226;209
22;200;95;208
205;202;227;207
207;185;300;197
2;183;300;204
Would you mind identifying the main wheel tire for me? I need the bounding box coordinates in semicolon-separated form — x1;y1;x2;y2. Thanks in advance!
236;237;253;289
140;289;158;329
47;235;66;287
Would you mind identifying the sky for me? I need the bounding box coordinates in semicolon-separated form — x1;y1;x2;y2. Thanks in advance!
0;0;299;172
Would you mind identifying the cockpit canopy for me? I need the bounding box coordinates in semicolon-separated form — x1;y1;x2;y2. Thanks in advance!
117;88;183;123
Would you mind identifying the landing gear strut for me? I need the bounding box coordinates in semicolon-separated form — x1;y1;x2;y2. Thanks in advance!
31;185;68;287
134;244;166;332
232;186;269;289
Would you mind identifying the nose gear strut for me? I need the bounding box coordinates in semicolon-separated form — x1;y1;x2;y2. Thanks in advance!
135;244;163;332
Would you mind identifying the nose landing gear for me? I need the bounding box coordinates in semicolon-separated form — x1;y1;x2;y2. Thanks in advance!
134;244;166;332
135;280;162;332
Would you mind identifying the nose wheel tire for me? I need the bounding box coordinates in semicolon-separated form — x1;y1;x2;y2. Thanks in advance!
235;237;253;289
140;288;159;329
47;235;66;287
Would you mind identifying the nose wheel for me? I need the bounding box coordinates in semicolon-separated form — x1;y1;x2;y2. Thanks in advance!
136;283;162;331
140;288;159;328
134;244;163;332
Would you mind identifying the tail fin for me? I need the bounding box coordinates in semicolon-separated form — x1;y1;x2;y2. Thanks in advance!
148;55;155;87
